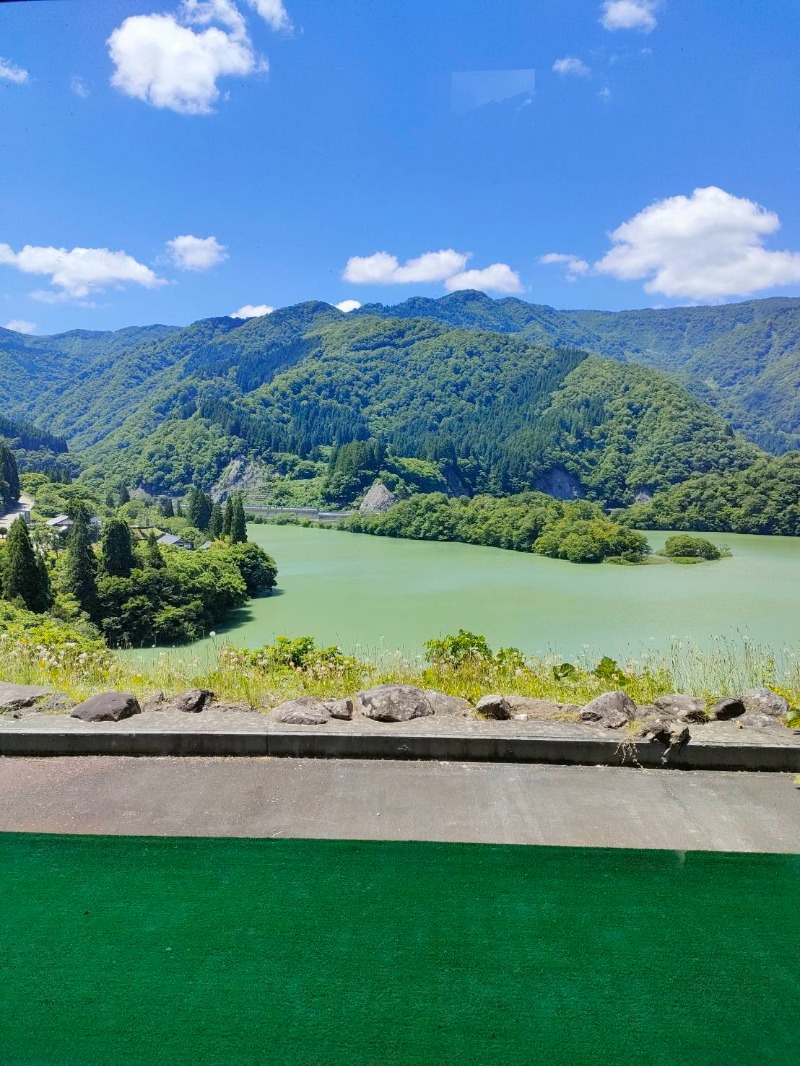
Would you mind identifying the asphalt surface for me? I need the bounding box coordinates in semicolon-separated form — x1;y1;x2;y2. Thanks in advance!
0;756;798;850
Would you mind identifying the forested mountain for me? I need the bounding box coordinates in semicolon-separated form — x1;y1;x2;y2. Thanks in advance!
0;413;72;482
356;291;800;452
0;294;794;533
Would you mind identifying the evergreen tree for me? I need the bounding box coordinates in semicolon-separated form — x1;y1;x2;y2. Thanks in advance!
160;497;175;519
223;497;235;537
186;487;212;531
0;444;20;509
231;496;248;544
1;517;51;612
208;501;224;539
62;505;99;620
144;531;166;569
175;500;183;518
101;518;136;577
118;485;131;505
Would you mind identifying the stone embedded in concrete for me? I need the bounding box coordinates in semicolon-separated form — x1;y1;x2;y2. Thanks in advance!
580;691;636;728
327;698;354;721
737;712;785;731
0;682;51;713
475;695;511;720
709;696;746;721
142;692;166;713
355;685;434;723
653;693;707;722
742;688;791;719
271;696;331;725
423;690;473;717
70;692;141;723
172;688;214;714
506;696;564;718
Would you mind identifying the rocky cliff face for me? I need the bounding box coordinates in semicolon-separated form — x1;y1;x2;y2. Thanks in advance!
359;482;398;514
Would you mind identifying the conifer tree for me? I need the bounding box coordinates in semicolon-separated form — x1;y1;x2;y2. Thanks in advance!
144;531;165;569
160;497;175;519
186;487;212;531
0;444;20;509
223;497;235;537
231;496;248;544
2;517;51;612
208;502;224;539
101;518;136;577
62;505;99;621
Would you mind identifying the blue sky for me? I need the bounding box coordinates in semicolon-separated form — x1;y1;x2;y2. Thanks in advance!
2;0;800;333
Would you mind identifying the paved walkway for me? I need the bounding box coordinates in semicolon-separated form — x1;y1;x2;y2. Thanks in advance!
0;757;797;851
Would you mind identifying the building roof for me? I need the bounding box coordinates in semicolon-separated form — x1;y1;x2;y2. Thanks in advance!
46;514;70;527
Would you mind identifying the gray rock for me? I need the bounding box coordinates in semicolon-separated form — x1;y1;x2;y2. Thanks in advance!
742;687;791;719
638;719;690;747
653;693;707;722
423;690;473;718
359;482;398;515
355;685;434;723
0;682;51;712
327;698;353;721
270;696;331;725
142;692;166;713
506;696;564;718
36;693;74;713
737;712;785;731
171;688;214;713
580;691;636;727
71;692;141;723
475;694;512;721
708;696;746;721
513;713;529;722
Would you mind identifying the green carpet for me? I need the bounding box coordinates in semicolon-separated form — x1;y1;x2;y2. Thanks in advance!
1;835;797;1065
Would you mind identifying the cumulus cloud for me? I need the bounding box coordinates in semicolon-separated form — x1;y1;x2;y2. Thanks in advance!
445;264;524;294
3;320;36;335
343;249;522;294
335;299;361;313
343;249;469;285
553;57;590;77
600;0;658;32
0;58;29;84
71;76;90;98
539;253;590;280
230;303;273;318
594;186;800;300
246;0;292;32
0;242;166;300
166;234;228;270
107;0;266;115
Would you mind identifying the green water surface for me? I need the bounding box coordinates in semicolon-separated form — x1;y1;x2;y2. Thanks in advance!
170;524;800;661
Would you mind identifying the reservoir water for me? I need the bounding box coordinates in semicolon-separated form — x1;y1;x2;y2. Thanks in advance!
180;524;800;662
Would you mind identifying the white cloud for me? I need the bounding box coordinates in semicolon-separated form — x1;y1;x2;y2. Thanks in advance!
107;0;265;115
343;249;469;285
0;242;166;300
3;319;36;335
553;57;590;77
166;234;228;271
0;58;29;85
445;263;524;294
335;299;361;313
71;76;90;98
230;303;273;318
595;186;800;300
246;0;292;32
539;253;590;281
600;0;658;32
597;86;612;102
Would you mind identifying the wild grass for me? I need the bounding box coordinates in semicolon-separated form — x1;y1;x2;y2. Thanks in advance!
1;629;797;711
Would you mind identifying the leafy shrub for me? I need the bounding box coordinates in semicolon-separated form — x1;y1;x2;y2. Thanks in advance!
659;534;724;560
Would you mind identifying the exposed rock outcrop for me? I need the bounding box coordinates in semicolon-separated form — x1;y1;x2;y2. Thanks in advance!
532;467;583;500
653;693;707;722
708;697;746;721
359;482;398;515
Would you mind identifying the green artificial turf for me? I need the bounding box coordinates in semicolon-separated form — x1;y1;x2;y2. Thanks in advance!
0;835;798;1065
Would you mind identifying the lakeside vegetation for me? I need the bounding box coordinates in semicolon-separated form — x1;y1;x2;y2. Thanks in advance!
0;464;277;648
1;606;797;716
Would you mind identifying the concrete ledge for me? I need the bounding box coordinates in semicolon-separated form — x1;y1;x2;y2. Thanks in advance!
1;726;798;770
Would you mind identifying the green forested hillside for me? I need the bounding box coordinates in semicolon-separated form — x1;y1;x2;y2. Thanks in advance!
357;291;800;452
0;413;72;481
0;296;795;533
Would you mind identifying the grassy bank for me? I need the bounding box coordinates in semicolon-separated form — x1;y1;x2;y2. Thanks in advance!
1;610;797;712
